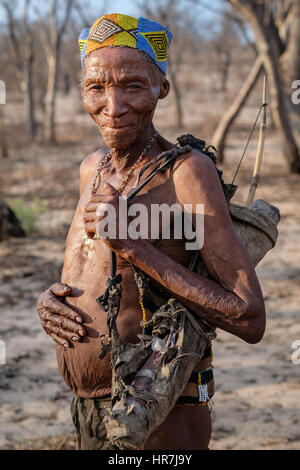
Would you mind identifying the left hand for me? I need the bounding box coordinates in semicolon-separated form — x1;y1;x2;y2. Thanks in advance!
83;182;124;248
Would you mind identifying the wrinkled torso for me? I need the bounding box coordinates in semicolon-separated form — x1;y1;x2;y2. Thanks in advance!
57;165;193;398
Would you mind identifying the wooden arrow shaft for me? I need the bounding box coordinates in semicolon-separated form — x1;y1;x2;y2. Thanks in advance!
246;76;267;207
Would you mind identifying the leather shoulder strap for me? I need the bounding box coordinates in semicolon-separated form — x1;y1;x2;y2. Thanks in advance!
126;144;192;203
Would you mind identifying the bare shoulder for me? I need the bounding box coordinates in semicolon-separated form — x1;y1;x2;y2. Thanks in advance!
80;148;107;179
172;148;223;198
80;148;107;195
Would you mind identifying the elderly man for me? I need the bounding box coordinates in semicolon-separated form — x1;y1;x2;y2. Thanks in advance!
36;13;265;450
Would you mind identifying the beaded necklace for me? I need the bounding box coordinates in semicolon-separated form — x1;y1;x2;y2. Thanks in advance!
88;132;158;330
84;132;158;247
91;132;158;196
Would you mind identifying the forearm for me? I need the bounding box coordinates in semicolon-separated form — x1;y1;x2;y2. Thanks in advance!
119;240;263;341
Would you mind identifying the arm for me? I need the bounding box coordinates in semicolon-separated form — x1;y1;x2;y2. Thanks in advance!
117;151;266;344
36;149;105;346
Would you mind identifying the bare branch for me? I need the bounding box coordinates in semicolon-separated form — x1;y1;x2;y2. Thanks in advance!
74;0;92;27
58;0;75;38
1;0;23;72
74;0;108;27
186;0;244;25
50;0;58;46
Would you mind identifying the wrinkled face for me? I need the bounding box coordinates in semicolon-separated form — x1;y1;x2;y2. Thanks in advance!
81;47;169;149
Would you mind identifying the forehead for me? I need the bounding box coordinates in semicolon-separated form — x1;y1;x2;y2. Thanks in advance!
83;47;157;81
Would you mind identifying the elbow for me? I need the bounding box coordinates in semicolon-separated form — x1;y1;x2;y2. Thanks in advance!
244;325;265;344
241;301;266;344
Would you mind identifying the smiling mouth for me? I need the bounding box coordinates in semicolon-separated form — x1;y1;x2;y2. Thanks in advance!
102;125;136;132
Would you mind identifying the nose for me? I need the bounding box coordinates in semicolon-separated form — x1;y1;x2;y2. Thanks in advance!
103;88;128;118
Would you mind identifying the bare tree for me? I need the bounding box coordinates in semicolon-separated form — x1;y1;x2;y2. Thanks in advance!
227;0;300;173
1;0;37;140
73;0;108;27
276;0;300;89
213;16;239;94
212;55;264;162
36;0;74;143
0;104;7;160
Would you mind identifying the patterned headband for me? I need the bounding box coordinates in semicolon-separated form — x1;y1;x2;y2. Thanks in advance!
78;13;173;75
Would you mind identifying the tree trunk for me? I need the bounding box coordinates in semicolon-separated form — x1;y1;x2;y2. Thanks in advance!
280;0;300;152
44;51;59;143
168;57;183;128
0;106;7;162
229;0;300;173
5;3;37;142
26;49;36;140
20;49;37;141
220;49;231;93
41;0;74;144
280;0;300;90
263;43;300;172
212;55;263;163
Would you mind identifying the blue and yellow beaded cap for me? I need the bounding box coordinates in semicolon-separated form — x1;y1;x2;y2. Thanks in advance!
78;13;173;75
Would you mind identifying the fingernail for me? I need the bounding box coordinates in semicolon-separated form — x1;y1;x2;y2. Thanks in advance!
76;317;82;323
79;330;84;336
64;343;69;348
72;336;79;341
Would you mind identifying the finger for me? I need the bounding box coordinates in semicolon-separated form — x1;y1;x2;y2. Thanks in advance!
83;212;96;223
43;312;86;336
41;297;83;323
50;333;70;348
84;202;99;213
90;192;119;204
43;323;69;348
45;323;82;342
50;282;72;297
91;183;119;199
95;202;116;220
89;195;109;204
84;222;96;238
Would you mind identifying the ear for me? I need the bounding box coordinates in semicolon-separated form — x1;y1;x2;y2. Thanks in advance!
159;78;170;99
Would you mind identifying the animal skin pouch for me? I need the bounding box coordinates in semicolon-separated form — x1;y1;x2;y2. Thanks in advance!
99;135;280;450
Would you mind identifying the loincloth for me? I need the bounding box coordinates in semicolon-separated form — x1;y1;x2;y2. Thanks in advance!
71;395;112;450
71;347;214;451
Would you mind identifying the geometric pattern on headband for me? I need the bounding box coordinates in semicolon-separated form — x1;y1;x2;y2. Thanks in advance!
90;18;138;44
140;31;169;62
78;39;87;53
78;14;173;75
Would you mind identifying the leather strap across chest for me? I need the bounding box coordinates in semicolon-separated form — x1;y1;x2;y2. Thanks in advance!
96;143;192;319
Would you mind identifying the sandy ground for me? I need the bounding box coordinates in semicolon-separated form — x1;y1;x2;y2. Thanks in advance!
0;66;300;450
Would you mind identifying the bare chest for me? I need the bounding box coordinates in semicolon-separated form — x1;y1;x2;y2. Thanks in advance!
64;169;190;280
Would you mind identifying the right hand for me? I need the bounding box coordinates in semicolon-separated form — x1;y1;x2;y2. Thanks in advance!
36;282;86;348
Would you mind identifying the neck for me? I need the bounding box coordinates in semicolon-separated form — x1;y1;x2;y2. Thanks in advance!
111;125;156;170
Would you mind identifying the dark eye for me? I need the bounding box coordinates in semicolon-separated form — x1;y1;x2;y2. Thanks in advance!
91;85;104;91
128;84;141;89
